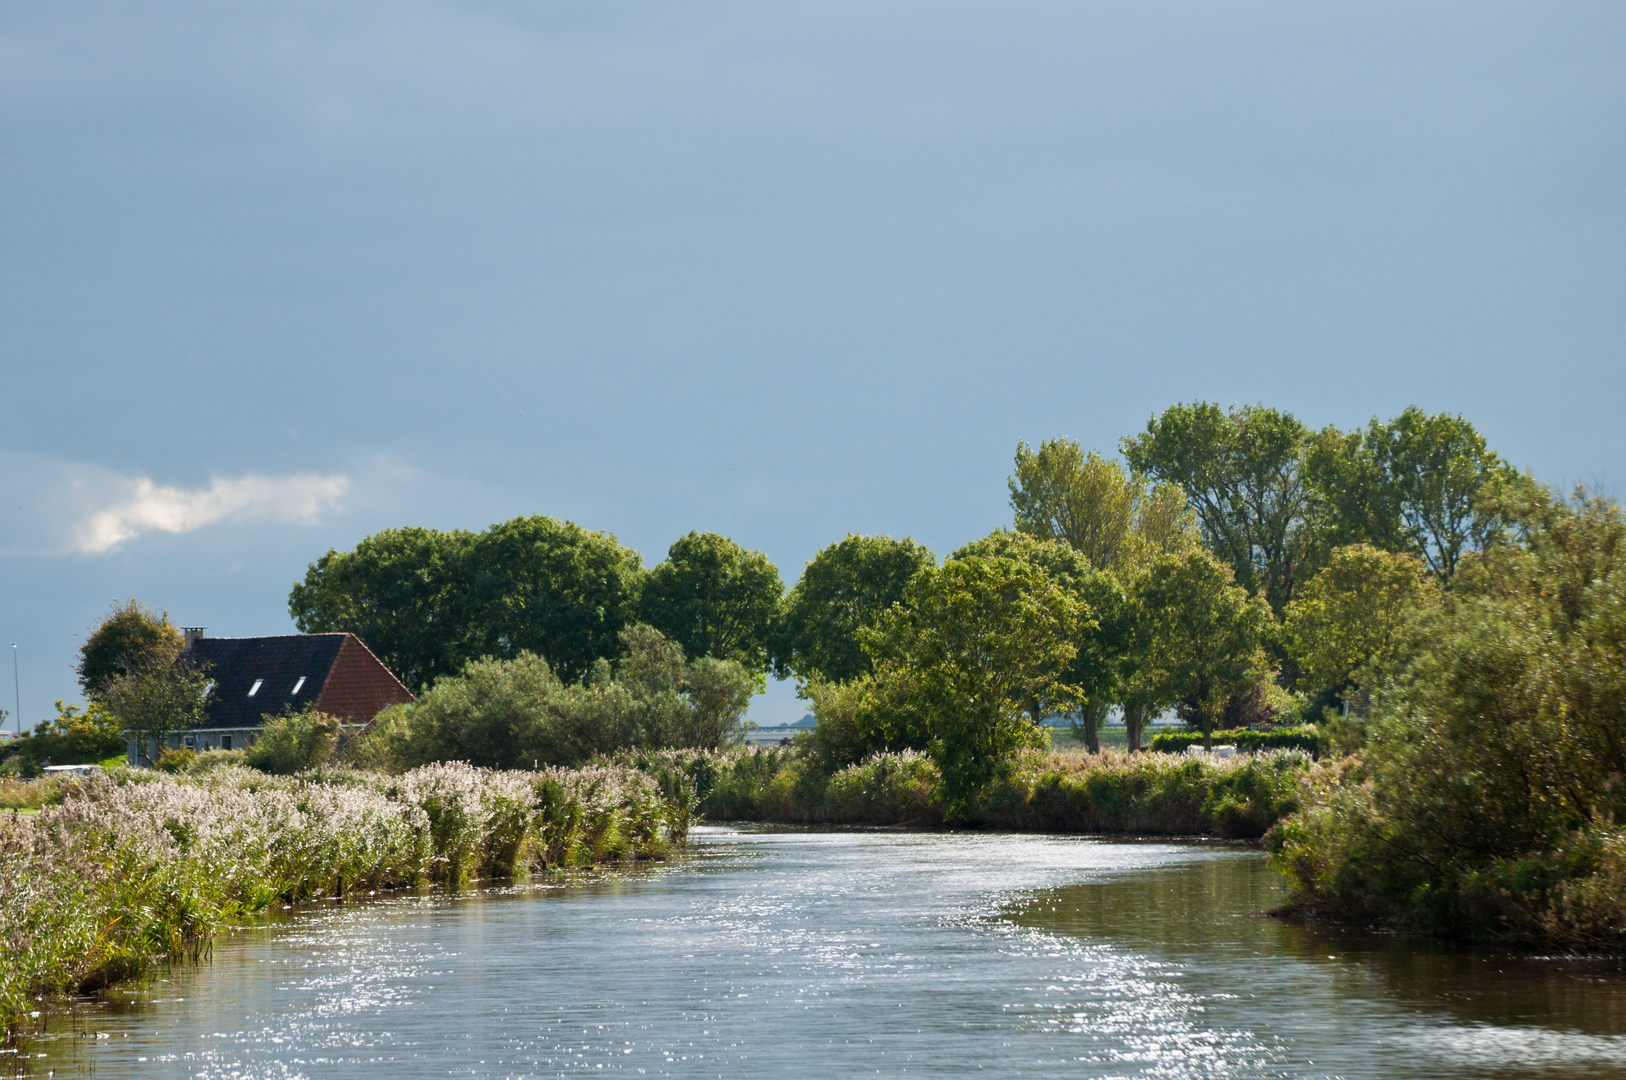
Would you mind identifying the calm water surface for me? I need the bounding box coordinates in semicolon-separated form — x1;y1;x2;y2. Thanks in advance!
34;826;1626;1078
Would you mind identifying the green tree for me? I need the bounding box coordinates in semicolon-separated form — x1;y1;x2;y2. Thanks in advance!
291;516;645;689
102;651;212;766
1284;544;1436;703
865;554;1083;818
467;516;647;681
639;532;783;681
289;526;477;691
77;600;185;701
244;709;344;775
773;534;936;683
1305;408;1516;584
951;530;1127;752
1134;549;1272;748
1122;403;1316;617
1009;439;1196;573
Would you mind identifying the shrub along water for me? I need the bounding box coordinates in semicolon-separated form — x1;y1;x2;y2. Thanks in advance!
1270;492;1626;944
619;745;1311;837
0;761;689;1041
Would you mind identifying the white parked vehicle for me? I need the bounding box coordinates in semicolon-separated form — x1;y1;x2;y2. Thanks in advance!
41;763;104;777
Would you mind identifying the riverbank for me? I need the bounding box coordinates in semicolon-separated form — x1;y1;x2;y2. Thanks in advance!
0;762;690;1041
623;745;1314;838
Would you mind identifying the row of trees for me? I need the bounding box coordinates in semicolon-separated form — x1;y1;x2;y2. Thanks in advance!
278;403;1509;805
289;522;784;692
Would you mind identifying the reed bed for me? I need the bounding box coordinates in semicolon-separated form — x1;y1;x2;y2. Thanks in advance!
621;745;1313;835
0;762;689;1041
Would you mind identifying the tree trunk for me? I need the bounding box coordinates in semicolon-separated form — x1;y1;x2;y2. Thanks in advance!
1083;707;1101;754
1124;702;1145;753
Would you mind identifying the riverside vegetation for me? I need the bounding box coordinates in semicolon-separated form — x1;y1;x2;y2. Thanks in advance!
9;398;1621;1040
0;760;690;1041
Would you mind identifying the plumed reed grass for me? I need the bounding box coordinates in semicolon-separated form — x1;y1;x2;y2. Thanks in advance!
1;761;689;1041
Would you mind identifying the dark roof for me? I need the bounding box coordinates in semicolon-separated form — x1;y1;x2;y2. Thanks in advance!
189;634;349;729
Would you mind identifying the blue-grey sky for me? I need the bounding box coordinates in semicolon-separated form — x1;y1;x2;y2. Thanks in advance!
3;0;1622;728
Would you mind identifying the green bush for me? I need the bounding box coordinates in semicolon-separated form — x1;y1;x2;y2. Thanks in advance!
244;710;344;774
1147;726;1324;756
619;745;1313;837
362;625;755;772
1271;493;1626;943
0;701;127;777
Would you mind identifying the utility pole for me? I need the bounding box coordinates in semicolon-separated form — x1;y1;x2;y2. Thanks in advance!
10;644;19;737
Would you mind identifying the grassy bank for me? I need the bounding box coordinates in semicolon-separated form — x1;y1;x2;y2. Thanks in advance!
621;745;1313;838
1;762;689;1041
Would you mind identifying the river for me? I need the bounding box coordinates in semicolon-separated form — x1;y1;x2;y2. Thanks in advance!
32;826;1626;1078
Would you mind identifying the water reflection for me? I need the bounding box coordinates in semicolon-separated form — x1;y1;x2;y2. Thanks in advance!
30;828;1626;1079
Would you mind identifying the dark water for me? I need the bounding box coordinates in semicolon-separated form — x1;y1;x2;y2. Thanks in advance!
31;826;1626;1078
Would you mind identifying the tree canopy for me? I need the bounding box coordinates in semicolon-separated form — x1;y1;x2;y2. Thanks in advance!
1122;402;1315;618
1283;544;1436;704
290;516;645;690
773;534;936;684
638;532;783;680
78;599;184;701
1305;407;1516;584
863;552;1085;818
1132;549;1272;747
1009;439;1197;573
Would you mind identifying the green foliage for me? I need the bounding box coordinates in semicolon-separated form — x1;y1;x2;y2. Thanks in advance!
1009;439;1198;573
629;745;1312;837
155;747;196;773
289;516;645;690
1122;402;1316;618
1283;543;1436;702
772;534;936;683
801;672;930;772
952;530;1133;751
1146;727;1323;755
638;531;783;681
77;599;184;701
244;709;345;775
1305;408;1517;584
1272;491;1626;942
0;700;126;776
982;749;1311;838
102;651;211;765
863;552;1085;819
367;625;755;772
1133;549;1273;745
1010;440;1137;570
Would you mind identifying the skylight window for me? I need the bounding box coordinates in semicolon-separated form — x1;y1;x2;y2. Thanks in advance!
247;679;263;697
292;676;306;695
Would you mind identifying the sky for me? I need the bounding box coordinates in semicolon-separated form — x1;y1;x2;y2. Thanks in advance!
2;0;1623;729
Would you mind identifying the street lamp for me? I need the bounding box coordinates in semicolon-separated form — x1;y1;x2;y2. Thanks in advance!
10;644;18;737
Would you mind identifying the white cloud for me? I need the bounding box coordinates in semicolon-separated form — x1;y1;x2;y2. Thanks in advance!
74;473;350;554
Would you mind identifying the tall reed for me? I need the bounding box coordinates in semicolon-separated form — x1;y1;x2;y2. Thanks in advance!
1;761;689;1041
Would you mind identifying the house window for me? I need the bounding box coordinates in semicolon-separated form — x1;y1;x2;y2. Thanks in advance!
221;735;233;751
184;735;196;748
247;679;263;697
291;676;306;695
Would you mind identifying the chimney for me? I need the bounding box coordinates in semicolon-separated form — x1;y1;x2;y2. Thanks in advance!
183;627;206;650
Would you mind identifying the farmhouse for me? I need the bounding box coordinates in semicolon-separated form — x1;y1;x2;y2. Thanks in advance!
127;630;415;765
